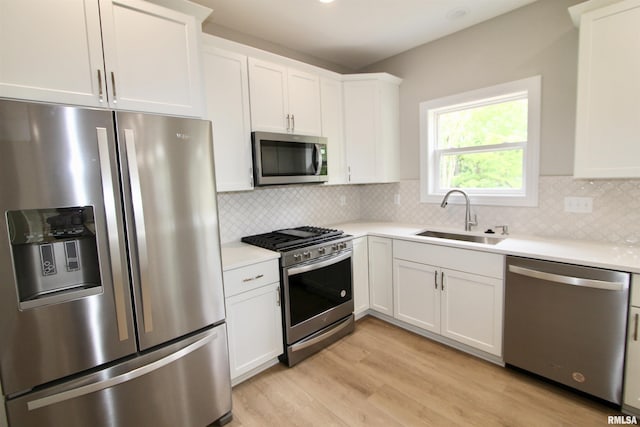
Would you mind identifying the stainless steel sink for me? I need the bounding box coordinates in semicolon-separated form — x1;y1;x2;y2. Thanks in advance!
416;230;504;245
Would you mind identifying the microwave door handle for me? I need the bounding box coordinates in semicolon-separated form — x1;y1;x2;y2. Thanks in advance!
314;144;323;175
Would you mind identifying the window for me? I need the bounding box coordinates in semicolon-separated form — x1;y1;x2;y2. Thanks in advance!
420;76;540;206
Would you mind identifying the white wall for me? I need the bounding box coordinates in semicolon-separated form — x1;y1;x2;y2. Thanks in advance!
360;0;582;179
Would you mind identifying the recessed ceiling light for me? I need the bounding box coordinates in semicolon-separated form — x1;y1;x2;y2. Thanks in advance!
319;0;335;4
446;8;468;20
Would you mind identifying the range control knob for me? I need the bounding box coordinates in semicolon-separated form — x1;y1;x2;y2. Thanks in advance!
303;251;311;259
293;253;302;261
318;247;326;255
331;244;339;251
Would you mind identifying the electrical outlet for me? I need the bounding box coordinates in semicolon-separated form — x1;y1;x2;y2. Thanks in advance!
564;196;593;213
393;194;401;205
339;195;346;206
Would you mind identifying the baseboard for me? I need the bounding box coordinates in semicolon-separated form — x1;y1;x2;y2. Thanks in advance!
362;310;505;367
231;358;281;387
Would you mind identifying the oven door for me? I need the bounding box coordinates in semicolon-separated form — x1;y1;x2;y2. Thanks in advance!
282;250;353;344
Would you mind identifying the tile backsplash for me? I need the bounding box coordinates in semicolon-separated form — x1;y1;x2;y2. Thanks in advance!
217;176;640;245
217;184;361;243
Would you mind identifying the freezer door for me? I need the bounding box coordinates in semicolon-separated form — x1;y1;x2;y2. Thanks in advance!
0;99;136;396
6;324;232;427
116;112;225;350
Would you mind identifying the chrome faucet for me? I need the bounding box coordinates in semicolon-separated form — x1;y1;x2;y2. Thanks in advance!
440;189;477;231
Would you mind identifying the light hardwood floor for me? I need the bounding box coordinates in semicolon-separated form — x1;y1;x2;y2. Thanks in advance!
228;316;618;426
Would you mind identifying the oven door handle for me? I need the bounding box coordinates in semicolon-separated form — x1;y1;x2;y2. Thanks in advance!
287;250;351;277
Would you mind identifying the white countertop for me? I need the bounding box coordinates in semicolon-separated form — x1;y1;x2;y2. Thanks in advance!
334;221;640;274
221;221;640;274
221;241;280;271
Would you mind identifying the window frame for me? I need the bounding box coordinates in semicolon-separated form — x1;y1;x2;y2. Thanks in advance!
419;76;541;207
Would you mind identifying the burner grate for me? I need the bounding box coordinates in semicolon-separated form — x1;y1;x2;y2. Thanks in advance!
241;226;343;251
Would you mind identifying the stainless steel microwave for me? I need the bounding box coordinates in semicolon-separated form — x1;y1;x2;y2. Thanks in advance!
251;131;328;186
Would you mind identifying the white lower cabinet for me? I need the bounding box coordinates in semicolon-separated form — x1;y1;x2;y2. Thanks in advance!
223;260;283;384
439;268;503;355
352;237;370;317
393;259;439;333
368;236;394;316
393;240;504;357
624;274;640;413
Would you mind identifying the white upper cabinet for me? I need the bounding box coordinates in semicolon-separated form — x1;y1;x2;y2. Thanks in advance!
248;57;322;135
571;0;640;178
320;77;347;184
343;74;401;183
99;0;203;116
287;68;322;135
0;0;105;106
201;41;253;192
0;0;204;117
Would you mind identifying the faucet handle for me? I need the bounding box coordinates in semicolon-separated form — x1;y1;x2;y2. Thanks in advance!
495;225;509;235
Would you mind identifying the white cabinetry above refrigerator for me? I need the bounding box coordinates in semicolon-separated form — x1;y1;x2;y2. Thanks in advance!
0;0;204;117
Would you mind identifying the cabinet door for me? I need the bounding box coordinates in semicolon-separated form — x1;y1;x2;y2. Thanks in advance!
226;283;283;381
321;77;347;184
99;0;203;117
202;44;253;192
625;307;640;410
0;0;105;106
440;268;503;356
343;80;379;183
574;0;640;178
393;259;440;333
352;237;370;316
248;58;288;132
368;236;393;316
287;68;321;135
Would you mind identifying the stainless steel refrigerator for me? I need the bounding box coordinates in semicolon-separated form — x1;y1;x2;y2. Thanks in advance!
0;99;232;426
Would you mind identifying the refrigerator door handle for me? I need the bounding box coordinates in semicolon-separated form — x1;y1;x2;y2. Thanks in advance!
96;127;129;341
124;129;153;333
26;331;218;411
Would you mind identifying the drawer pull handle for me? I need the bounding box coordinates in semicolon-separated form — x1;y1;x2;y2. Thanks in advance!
242;274;264;283
634;313;639;342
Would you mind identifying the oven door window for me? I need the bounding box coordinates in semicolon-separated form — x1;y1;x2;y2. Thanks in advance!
287;255;352;327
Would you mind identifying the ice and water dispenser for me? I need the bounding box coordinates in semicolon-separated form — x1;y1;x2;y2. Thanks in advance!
7;206;102;309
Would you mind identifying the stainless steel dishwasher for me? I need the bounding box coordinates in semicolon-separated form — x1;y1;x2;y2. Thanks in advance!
504;256;630;405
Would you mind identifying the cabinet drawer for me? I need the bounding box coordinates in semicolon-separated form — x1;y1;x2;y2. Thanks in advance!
393;240;504;279
224;260;279;297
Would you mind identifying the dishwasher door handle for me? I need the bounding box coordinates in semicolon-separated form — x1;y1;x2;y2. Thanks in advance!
508;265;625;291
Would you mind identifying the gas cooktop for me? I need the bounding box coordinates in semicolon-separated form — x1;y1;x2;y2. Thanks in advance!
241;226;344;251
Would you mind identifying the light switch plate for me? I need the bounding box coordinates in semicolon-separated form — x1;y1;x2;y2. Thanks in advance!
564;196;593;213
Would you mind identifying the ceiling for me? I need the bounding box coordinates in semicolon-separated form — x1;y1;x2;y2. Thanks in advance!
192;0;538;71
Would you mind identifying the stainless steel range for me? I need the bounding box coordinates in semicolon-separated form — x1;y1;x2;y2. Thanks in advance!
242;226;354;366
